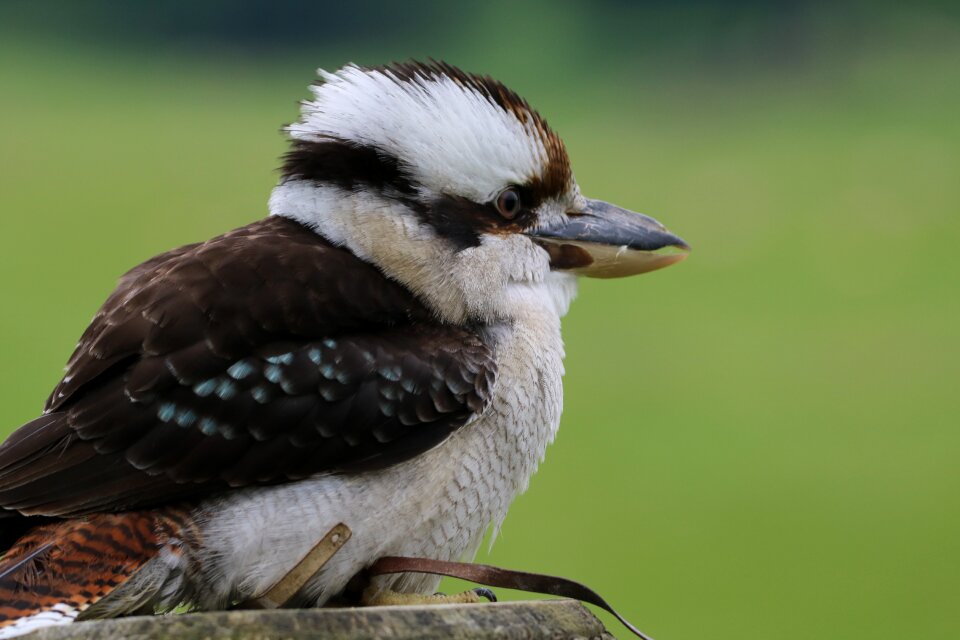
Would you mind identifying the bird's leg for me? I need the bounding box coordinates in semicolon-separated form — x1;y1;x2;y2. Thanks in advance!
361;585;497;606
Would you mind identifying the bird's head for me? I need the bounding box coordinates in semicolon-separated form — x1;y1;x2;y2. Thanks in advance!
269;61;688;324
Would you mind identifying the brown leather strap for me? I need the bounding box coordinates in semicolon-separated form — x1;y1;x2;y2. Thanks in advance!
244;523;352;609
368;556;655;640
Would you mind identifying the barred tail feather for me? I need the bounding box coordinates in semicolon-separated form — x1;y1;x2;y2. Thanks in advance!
0;510;191;638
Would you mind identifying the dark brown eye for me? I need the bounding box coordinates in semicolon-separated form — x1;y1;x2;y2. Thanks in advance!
495;188;521;219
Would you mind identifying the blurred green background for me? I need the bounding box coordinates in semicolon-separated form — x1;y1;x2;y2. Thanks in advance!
1;1;958;638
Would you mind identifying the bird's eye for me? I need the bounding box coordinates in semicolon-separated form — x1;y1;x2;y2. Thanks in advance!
495;188;522;220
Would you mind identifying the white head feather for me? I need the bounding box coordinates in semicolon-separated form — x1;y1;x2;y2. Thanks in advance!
286;64;555;203
269;62;578;324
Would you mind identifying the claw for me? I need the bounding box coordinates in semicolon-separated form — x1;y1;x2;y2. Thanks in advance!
472;587;497;602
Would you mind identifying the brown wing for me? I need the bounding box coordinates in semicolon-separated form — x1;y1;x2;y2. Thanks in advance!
46;217;427;412
0;217;496;517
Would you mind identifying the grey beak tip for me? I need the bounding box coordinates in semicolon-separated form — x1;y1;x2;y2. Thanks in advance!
528;197;689;277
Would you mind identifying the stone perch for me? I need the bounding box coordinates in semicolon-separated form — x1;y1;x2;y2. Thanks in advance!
21;601;616;639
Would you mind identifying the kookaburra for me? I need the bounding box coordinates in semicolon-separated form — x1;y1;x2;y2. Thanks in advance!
0;61;688;636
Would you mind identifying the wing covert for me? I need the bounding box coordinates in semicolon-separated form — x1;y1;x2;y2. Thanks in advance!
45;216;428;413
0;217;498;517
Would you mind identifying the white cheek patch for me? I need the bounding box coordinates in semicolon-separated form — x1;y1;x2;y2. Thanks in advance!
288;66;550;204
269;182;568;325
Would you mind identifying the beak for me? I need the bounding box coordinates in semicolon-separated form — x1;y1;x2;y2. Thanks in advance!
528;198;690;278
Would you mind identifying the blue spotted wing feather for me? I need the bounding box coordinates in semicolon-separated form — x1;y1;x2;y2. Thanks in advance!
0;217;497;517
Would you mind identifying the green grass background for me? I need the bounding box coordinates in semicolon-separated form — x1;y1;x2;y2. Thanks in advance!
1;3;958;639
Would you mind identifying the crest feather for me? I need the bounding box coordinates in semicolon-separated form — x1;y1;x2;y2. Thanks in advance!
287;60;572;205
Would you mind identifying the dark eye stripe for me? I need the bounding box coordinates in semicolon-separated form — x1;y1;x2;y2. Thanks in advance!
280;138;548;251
281;139;415;195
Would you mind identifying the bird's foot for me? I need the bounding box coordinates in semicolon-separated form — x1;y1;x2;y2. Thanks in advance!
362;585;497;606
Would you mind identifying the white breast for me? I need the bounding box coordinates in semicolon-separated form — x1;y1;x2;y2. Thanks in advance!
184;286;569;609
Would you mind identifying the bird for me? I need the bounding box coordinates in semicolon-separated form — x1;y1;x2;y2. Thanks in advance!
0;61;688;637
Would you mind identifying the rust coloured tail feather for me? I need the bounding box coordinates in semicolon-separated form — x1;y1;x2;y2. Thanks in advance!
0;509;193;638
